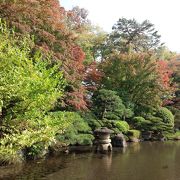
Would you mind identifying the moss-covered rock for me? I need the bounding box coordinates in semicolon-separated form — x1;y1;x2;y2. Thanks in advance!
127;129;141;142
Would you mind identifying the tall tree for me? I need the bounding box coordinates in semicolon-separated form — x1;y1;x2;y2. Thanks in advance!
100;53;172;112
66;6;107;64
107;18;162;54
66;6;90;32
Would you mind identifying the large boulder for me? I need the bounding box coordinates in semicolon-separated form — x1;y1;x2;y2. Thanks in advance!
142;131;153;141
112;133;127;147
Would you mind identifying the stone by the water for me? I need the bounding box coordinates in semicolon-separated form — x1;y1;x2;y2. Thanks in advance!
112;133;127;147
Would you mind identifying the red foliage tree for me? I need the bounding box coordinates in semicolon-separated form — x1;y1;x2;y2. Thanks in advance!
162;56;180;108
84;62;103;91
157;60;173;90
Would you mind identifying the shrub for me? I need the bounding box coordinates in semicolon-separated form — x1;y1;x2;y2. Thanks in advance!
147;115;172;132
0;145;22;165
101;120;114;129
75;134;94;145
92;89;129;120
124;108;134;119
56;113;94;146
137;108;175;135
163;131;180;140
156;107;174;126
127;130;141;139
86;119;102;130
111;128;121;134
81;112;102;131
133;116;146;123
0;110;73;162
0;129;51;163
115;121;130;133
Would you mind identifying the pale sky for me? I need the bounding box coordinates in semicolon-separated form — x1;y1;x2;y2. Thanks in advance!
61;0;180;52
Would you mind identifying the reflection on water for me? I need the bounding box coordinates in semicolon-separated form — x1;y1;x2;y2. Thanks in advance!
0;141;180;180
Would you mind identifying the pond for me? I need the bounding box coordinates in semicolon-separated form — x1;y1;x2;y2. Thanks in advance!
1;141;180;180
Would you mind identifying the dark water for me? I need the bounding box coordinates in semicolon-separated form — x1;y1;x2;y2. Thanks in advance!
1;141;180;180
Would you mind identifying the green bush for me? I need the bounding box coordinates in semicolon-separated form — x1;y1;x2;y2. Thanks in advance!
156;107;174;126
56;113;94;146
87;119;102;130
133;116;146;123
92;89;132;120
115;121;130;133
101;120;114;129
124;108;134;119
146;115;174;133
132;116;152;130
163;131;180;140
167;106;180;129
0;145;22;165
127;130;141;139
133;108;175;136
75;134;94;145
111;128;121;134
81;112;102;130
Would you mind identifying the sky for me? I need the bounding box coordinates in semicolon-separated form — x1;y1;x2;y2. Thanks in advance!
61;0;180;53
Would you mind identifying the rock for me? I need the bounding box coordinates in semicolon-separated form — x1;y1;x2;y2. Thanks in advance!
142;131;153;141
129;137;139;143
159;136;167;141
174;136;180;140
112;133;127;147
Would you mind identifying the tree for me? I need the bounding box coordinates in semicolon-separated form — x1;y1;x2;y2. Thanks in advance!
92;89;133;120
66;6;90;32
169;56;180;98
66;6;107;64
155;46;176;61
163;55;180;128
84;61;103;92
0;0;87;110
0;23;65;128
157;60;173;91
107;18;162;54
100;53;172;112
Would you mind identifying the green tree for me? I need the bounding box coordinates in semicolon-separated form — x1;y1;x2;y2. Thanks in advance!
92;89;133;120
100;53;168;112
0;19;69;144
0;22;72;164
107;18;162;54
155;46;176;61
0;32;65;128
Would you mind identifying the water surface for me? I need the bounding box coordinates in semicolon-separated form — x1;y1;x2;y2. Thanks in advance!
1;141;180;180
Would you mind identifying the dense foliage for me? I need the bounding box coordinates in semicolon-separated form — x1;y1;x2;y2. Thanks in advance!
56;112;94;146
92;89;133;120
0;1;178;165
0;0;87;110
100;53;172;113
0;22;75;164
